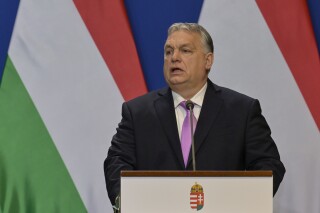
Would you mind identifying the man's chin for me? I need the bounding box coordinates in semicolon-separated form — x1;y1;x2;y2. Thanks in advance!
167;76;187;85
168;80;187;88
168;81;189;92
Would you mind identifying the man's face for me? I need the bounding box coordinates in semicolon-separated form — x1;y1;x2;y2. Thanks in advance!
163;30;213;93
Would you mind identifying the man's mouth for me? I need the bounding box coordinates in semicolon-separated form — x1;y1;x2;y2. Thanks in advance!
170;67;183;73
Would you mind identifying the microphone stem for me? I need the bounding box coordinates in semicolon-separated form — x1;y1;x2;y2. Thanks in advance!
189;108;196;171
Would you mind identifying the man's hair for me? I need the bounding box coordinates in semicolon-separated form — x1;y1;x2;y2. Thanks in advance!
168;23;214;53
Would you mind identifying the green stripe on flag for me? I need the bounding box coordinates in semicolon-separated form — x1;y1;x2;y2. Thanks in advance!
0;58;86;212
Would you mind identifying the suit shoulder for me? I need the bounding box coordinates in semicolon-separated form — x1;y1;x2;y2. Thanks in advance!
214;85;257;107
219;86;255;100
125;87;167;108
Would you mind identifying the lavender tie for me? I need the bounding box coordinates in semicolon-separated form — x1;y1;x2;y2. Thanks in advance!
180;101;197;167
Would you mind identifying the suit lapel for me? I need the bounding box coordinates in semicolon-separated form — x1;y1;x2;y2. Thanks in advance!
187;80;224;167
154;88;185;169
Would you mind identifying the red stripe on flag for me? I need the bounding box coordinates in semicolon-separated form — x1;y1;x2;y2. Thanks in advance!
256;0;320;130
73;0;147;101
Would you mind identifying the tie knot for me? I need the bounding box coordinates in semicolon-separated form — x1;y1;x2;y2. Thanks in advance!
180;100;196;112
179;101;188;111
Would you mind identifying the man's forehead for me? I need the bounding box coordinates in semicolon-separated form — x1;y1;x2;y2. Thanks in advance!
165;31;200;48
164;41;194;48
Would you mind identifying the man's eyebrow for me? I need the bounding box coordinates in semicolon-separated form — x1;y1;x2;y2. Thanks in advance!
164;43;194;49
164;44;173;49
180;43;193;48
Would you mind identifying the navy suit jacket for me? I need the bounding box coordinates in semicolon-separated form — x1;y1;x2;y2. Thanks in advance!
104;80;285;204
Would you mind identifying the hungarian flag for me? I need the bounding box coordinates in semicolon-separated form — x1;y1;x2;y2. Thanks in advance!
1;0;319;213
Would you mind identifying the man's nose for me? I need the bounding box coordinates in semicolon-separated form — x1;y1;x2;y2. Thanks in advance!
171;50;181;62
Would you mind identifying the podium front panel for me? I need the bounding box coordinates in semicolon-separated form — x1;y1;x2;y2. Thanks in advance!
121;171;273;213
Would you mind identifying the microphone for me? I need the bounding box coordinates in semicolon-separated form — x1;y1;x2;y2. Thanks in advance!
186;100;194;110
185;100;196;171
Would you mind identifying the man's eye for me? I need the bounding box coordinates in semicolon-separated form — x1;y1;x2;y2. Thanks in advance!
182;49;191;53
165;50;173;55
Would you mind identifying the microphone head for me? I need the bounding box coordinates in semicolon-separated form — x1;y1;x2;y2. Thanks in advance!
186;100;194;110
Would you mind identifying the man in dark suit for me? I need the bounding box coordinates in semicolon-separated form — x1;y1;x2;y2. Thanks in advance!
104;23;285;208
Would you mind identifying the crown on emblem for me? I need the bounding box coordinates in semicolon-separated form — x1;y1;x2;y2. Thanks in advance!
191;182;203;193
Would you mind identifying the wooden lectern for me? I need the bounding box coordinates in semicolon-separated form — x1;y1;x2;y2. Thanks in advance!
121;171;273;213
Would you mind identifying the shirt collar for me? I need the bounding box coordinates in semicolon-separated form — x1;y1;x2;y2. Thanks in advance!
172;82;208;108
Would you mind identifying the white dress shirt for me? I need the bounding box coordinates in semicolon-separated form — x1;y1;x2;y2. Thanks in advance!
172;83;207;139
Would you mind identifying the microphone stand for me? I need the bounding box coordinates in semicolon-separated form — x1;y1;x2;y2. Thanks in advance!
186;100;196;171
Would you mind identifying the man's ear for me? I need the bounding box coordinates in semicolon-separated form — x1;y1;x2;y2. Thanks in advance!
205;52;214;71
